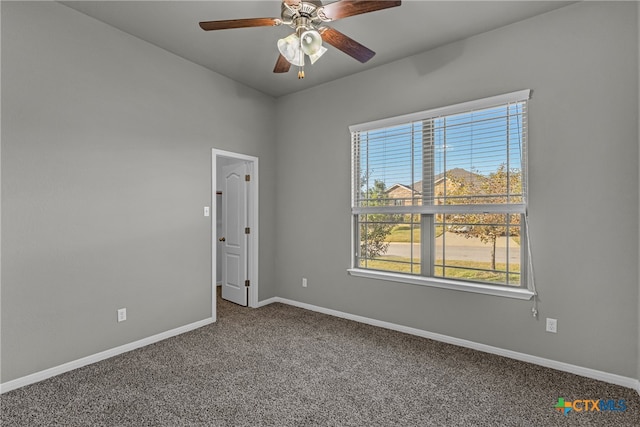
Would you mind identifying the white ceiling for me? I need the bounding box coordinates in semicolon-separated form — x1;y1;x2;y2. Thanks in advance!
61;1;574;98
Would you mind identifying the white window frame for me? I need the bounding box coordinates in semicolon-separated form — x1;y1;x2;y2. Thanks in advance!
348;90;534;300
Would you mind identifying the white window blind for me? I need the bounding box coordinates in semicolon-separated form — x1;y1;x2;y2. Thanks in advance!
352;90;529;215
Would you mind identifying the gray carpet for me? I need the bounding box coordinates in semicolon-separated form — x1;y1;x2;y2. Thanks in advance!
2;294;639;426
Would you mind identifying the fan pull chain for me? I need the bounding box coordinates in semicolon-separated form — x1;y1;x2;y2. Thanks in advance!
298;36;305;79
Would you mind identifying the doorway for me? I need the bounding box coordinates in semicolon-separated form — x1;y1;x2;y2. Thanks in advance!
212;149;259;320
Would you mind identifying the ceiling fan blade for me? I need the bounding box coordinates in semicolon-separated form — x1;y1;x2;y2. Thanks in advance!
274;54;292;73
319;0;401;21
199;18;280;31
319;27;375;63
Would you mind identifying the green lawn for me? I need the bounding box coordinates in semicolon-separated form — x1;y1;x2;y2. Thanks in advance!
435;259;520;285
360;257;520;285
385;225;444;242
360;256;419;274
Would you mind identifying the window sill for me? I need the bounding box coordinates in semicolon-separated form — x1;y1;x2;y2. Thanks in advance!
347;268;535;300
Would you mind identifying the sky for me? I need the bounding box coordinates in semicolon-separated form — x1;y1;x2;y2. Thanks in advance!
358;103;525;191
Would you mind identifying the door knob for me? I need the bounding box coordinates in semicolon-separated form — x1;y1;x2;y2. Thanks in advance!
219;237;226;242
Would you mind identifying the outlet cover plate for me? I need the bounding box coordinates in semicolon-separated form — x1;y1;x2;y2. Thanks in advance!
546;318;557;333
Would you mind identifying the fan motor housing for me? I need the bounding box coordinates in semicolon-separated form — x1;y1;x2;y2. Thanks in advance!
281;1;327;28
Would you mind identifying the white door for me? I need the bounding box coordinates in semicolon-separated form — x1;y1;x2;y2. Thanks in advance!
220;162;248;306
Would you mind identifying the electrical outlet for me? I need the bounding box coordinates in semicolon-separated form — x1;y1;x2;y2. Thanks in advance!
302;277;308;288
117;308;127;323
546;318;557;333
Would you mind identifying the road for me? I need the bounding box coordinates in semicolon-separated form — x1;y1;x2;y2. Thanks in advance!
386;232;521;264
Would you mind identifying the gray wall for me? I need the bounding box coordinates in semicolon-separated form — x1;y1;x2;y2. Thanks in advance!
1;1;277;382
275;1;639;378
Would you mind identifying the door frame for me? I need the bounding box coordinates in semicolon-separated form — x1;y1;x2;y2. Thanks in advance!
211;149;259;318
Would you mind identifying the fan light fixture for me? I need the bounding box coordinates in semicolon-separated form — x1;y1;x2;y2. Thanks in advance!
199;1;402;79
277;27;327;79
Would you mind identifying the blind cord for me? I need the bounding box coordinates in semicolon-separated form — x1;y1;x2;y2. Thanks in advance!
524;213;538;318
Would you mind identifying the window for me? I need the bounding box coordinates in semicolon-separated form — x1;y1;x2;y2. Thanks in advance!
349;90;533;299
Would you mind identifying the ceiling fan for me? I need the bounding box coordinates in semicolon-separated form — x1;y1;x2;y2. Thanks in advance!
199;0;402;79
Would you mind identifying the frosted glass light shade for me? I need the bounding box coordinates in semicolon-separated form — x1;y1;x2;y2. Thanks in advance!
277;33;304;67
308;45;327;64
300;30;323;56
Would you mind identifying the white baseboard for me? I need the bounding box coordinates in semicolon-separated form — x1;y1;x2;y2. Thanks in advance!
0;317;215;394
257;297;279;307
4;298;639;396
264;297;640;392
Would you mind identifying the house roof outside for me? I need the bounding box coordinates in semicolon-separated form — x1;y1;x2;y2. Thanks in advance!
387;168;484;196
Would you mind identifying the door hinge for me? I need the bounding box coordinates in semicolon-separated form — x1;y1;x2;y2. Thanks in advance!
245;279;250;287
245;227;251;234
245;174;251;182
